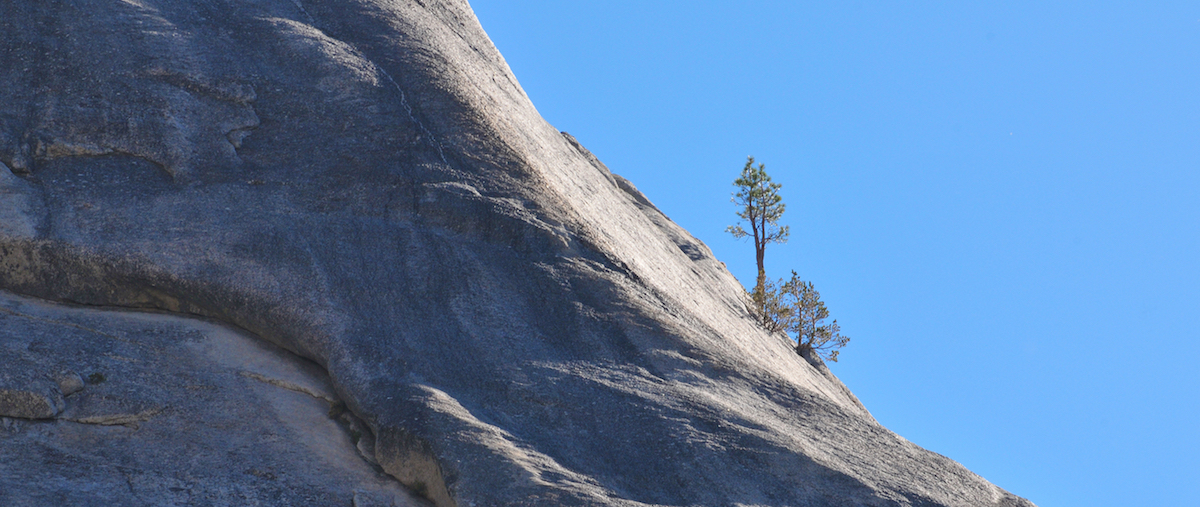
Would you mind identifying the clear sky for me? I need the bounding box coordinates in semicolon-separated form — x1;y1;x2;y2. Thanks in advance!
470;2;1200;506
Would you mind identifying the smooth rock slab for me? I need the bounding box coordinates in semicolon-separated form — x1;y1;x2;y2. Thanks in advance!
0;290;424;507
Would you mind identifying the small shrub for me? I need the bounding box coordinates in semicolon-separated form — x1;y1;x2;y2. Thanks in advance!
327;401;346;419
756;272;851;362
412;480;428;496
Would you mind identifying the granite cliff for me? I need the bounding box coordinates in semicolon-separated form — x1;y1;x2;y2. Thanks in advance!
0;1;1035;506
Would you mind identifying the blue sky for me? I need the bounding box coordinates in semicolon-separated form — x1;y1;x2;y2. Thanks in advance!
470;2;1200;506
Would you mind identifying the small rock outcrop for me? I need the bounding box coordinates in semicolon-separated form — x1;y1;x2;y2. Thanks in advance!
0;1;1035;506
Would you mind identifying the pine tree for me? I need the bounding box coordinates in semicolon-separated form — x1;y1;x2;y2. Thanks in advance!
779;272;850;362
726;156;789;308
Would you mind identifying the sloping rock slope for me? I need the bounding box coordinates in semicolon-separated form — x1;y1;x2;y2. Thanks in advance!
0;1;1035;506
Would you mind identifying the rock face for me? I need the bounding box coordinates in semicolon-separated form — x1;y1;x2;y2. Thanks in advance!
0;291;424;507
0;1;1035;506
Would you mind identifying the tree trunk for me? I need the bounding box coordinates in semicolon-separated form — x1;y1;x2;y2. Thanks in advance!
755;242;766;295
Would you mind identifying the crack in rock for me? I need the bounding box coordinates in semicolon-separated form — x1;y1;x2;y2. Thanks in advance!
239;370;337;404
65;407;163;428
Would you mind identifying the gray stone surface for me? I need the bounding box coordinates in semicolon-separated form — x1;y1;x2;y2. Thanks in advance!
0;290;425;507
0;1;1035;506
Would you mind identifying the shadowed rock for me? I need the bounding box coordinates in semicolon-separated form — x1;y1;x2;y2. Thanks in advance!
0;1;1035;506
0;290;425;507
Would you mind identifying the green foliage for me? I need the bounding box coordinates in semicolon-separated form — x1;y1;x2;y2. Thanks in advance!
86;372;106;385
724;157;849;362
777;272;850;362
726;156;789;295
749;277;791;335
411;480;429;496
328;401;347;419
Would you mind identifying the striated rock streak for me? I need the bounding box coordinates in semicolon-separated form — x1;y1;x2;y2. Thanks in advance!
0;1;1035;506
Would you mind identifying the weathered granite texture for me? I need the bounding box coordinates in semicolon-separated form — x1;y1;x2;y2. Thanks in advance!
0;1;1036;506
0;290;424;507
